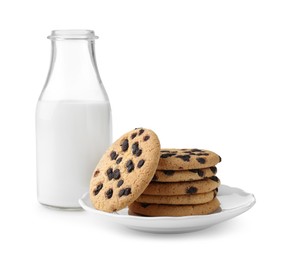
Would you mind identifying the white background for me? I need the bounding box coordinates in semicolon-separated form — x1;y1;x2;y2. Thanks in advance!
0;0;287;259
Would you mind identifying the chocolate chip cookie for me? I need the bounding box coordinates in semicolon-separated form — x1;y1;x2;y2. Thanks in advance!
89;128;160;212
157;149;221;170
153;166;217;182
142;177;220;195
136;190;217;205
129;198;220;216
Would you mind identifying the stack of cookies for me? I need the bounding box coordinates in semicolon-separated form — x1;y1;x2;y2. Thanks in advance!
129;148;221;216
89;128;222;217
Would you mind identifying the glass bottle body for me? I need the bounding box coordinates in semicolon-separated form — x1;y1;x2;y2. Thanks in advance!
36;30;112;209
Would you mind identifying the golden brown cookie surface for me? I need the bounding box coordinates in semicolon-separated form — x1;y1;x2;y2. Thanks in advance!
129;198;220;216
89;128;160;212
136;190;217;205
142;177;220;196
157;149;221;170
153;166;217;182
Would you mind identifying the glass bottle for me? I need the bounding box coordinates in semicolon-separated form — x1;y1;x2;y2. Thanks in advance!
36;30;112;209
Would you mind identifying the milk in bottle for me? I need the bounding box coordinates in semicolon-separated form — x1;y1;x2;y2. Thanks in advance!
36;30;112;209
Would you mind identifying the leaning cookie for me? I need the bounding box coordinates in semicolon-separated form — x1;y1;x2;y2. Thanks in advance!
129;198;220;216
89;128;160;212
142;176;220;196
136;190;217;205
153;166;217;182
157;149;221;170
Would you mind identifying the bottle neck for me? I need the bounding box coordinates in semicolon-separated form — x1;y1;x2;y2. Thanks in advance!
50;40;100;80
40;32;108;102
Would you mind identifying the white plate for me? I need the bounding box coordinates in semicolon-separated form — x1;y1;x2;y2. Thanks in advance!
79;185;255;233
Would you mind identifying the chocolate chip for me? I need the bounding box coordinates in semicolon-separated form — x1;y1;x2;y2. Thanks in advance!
126;160;135;173
93;184;103;196
163;170;175;176
196;157;206;164
218;156;222;162
215;187;218;193
121;139;129;152
124;188;131;195
117;180;124;187
107;168;114;180
186;186;198;194
143;135;150;141
138;129;145;135
140;203;150;208
131;133;137;139
137;159;145;168
197;169;204;177
116;157;123;164
176;155;190;162
131;142;142;157
113;169;121;180
183;151;198;155
191;149;203;152
210;176;219;182
161;150;171;153
105;188;113;199
135;149;142;157
110;151;118;160
196;153;209;156
132;142;139;155
118;189;124;197
93;170;100;177
190;169;204;177
119;187;131;197
160;153;177;158
210;166;217;174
